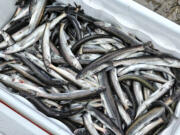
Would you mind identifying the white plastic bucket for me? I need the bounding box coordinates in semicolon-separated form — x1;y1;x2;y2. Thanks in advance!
0;0;180;134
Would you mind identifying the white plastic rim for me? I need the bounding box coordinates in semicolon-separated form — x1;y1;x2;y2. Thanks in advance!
0;0;16;29
0;85;73;135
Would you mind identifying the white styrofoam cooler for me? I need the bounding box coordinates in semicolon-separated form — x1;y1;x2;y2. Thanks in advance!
0;0;180;134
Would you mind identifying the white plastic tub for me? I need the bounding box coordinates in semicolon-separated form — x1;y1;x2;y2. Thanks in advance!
0;0;180;134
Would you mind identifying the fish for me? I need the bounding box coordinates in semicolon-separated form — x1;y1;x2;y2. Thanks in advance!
0;30;15;46
71;34;112;53
93;21;142;45
28;0;47;33
118;74;156;91
136;79;175;117
110;68;131;110
1;1;180;134
42;22;51;70
133;71;144;105
8;63;45;87
16;54;66;86
49;64;98;88
87;106;123;135
23;52;67;82
4;24;46;54
116;100;132;126
117;64;175;77
98;72;123;130
21;92;82;118
134;118;164;135
83;113;99;135
59;23;82;71
67;14;82;40
126;90;180;135
35;87;105;101
77;42;152;79
113;56;180;68
140;71;168;83
4;13;67;53
0;73;46;94
126;107;165;135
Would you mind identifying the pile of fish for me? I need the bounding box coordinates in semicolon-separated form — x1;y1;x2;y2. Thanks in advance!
1;0;180;134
